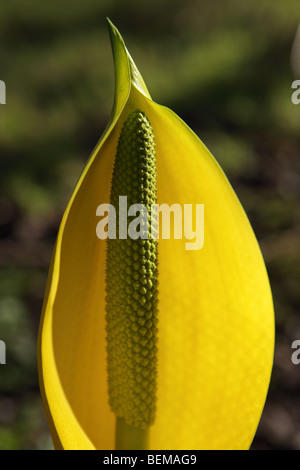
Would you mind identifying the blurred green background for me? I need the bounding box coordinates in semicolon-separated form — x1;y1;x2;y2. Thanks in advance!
0;0;299;450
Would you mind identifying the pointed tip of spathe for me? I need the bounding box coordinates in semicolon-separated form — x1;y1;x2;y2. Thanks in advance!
105;17;152;102
105;17;115;31
106;18;124;46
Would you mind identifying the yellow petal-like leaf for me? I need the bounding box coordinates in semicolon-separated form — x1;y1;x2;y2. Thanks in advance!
38;20;274;450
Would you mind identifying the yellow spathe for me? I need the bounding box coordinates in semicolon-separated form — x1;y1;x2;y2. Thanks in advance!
37;20;274;450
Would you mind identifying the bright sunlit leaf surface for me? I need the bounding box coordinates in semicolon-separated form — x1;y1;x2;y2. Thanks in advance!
37;20;274;450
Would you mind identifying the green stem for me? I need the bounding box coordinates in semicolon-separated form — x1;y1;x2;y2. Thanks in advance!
115;417;149;450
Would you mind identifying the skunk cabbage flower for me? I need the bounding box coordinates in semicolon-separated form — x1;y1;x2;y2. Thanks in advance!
37;20;274;450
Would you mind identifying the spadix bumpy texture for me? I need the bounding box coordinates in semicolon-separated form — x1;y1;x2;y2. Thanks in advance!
105;110;159;429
